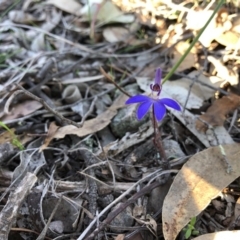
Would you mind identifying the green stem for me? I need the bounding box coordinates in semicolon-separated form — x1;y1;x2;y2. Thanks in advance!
162;0;225;84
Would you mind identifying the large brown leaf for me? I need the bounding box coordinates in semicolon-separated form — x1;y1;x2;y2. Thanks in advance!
196;94;240;132
162;144;240;240
193;230;240;240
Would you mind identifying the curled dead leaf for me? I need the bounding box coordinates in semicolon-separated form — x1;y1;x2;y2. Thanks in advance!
41;94;127;145
196;94;240;132
39;122;59;152
3;100;43;121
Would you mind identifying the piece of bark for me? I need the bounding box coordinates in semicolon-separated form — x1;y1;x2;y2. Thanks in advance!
0;172;37;240
0;143;15;164
55;180;134;194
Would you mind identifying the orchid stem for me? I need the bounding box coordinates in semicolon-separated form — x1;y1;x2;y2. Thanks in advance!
151;108;169;170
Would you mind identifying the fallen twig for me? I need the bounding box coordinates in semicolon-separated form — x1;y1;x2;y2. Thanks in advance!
0;172;37;239
99;67;131;98
15;85;81;128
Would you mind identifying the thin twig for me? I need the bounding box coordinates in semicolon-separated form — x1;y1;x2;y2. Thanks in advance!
77;168;177;240
4;90;23;114
83;170;178;240
182;72;201;113
99;67;132;97
36;196;62;240
174;72;229;96
10;228;52;240
16;84;81;128
0;173;37;239
3;66;146;125
79;97;98;127
0;23;93;53
31;56;89;92
107;64;132;77
95;136;116;187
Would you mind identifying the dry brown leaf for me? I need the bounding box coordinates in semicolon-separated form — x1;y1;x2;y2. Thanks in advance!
0;129;33;148
192;230;240;240
114;234;125;240
39;122;60;152
145;215;157;236
46;0;82;16
134;215;157;237
172;42;196;71
207;56;239;86
162;143;240;240
103;27;130;43
81;1;134;24
187;8;232;47
133;205;144;218
31;8;62;51
196;94;240;132
3;100;42;121
216;30;240;49
0;129;15;144
48;94;127;142
8;10;45;24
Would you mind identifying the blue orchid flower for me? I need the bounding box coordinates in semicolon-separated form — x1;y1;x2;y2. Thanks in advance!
125;68;181;121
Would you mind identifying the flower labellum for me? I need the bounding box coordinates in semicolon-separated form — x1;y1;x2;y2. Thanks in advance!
150;68;162;96
125;68;181;121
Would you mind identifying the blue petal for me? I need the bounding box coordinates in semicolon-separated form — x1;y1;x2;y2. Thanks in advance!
153;102;166;121
159;98;181;111
136;100;152;120
154;68;162;85
125;95;150;104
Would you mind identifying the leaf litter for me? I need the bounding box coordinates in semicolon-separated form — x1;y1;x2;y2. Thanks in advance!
1;1;240;240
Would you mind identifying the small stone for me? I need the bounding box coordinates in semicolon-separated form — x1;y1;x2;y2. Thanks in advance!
111;104;148;137
111;83;148;137
49;220;64;233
